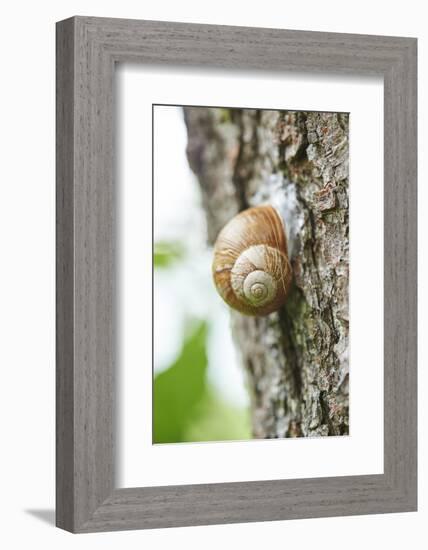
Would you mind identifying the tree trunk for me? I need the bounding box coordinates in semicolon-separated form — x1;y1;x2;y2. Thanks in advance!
184;107;349;438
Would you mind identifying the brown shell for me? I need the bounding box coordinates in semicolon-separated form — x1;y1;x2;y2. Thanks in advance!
212;205;292;316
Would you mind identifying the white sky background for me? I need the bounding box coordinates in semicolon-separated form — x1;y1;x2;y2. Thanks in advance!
153;105;249;407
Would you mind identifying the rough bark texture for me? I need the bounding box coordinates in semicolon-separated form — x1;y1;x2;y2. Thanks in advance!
184;107;349;438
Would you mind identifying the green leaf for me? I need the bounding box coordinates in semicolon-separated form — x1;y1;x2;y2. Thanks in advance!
153;321;208;444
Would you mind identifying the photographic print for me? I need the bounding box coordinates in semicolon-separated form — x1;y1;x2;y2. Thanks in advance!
56;19;417;531
153;104;349;444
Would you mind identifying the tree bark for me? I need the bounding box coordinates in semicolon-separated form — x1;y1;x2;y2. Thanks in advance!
184;107;349;438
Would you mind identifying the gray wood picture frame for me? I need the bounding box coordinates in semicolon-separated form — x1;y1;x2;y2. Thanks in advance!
56;16;417;533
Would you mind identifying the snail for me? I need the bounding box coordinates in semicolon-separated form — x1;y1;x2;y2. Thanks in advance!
212;205;292;316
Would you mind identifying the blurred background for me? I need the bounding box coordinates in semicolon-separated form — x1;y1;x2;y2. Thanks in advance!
153;105;251;444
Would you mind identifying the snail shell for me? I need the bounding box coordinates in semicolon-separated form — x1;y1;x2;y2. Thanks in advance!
212;205;292;316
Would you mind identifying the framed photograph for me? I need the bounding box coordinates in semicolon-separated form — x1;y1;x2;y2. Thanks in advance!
56;16;417;532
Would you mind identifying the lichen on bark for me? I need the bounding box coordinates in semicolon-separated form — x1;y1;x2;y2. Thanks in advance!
184;106;349;438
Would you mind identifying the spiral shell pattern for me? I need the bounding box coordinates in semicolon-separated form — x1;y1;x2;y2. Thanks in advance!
212;205;292;316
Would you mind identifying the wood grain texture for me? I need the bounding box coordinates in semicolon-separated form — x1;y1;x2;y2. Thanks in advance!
56;17;75;532
56;16;417;532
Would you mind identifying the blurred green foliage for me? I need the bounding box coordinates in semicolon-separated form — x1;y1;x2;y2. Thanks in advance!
153;320;251;444
185;390;251;442
153;240;251;444
154;241;185;268
154;321;209;444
